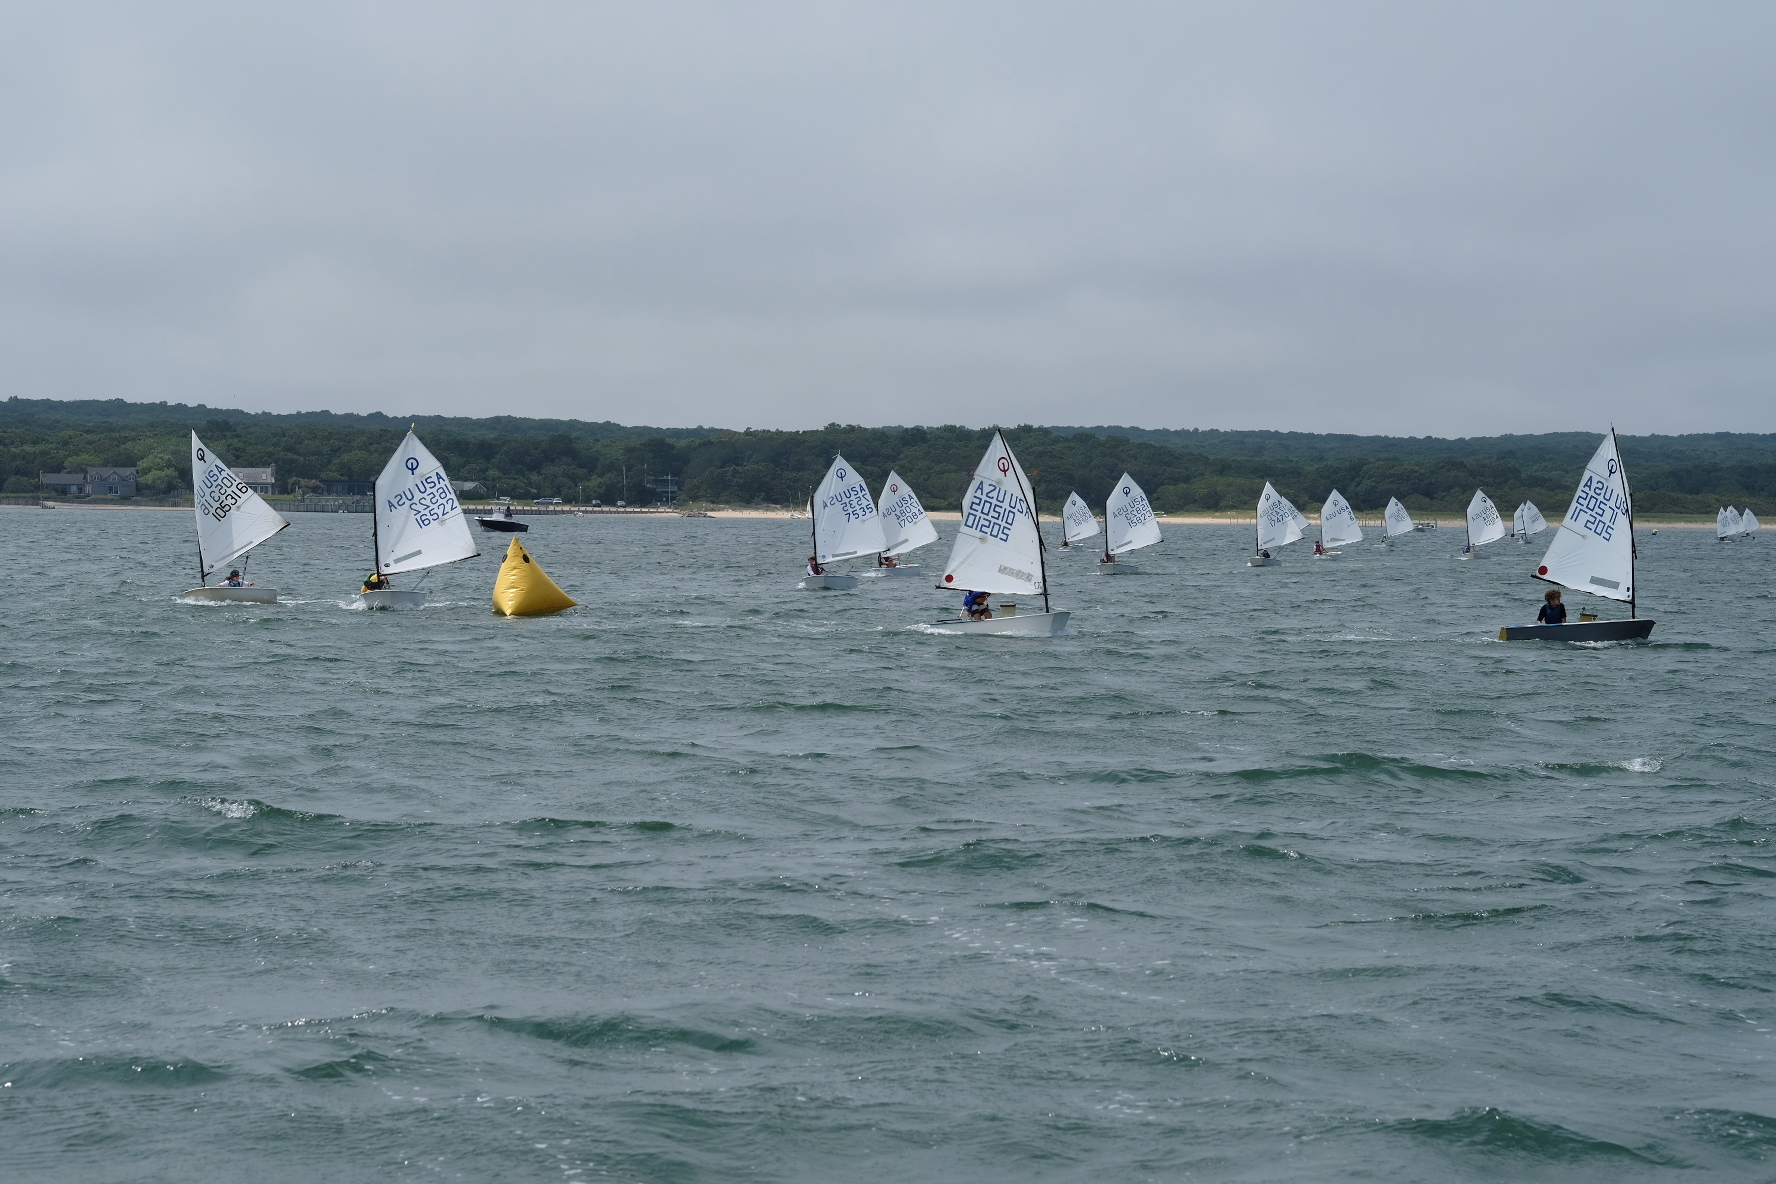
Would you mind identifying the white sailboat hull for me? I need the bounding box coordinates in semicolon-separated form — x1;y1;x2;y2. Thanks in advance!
798;573;858;590
183;585;278;604
355;589;428;609
878;563;923;577
1247;556;1281;567
922;610;1071;636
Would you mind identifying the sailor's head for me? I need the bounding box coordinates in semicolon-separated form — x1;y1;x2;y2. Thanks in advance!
1545;589;1562;603
228;570;241;580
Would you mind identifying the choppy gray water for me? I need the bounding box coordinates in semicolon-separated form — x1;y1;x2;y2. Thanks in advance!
1;508;1772;1183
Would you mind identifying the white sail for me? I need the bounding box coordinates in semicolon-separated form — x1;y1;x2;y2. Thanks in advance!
939;432;1045;596
1512;503;1526;538
811;454;887;563
1319;489;1363;549
1520;501;1547;537
1062;491;1100;544
1741;507;1761;536
1466;490;1507;547
1256;483;1307;551
1383;497;1415;538
1535;430;1634;604
191;431;289;578
1718;507;1740;539
1105;474;1162;555
375;431;479;575
876;470;938;556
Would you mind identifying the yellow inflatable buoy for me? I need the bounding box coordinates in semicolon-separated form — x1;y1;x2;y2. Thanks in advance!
491;537;577;616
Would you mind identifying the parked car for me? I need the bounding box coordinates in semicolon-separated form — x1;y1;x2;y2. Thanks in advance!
533;497;562;505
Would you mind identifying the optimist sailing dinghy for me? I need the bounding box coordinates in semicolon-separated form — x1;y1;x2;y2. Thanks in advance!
1060;492;1099;552
1460;490;1506;558
874;471;939;577
1099;474;1160;572
925;431;1069;635
355;431;480;609
1248;483;1307;566
1316;489;1363;557
1740;508;1761;539
1512;501;1547;542
1380;497;1415;546
1499;428;1654;642
1717;507;1741;541
798;455;884;590
182;431;290;603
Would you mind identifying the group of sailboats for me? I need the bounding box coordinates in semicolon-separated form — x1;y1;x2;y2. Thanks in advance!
798;433;1068;635
799;460;939;590
176;418;1666;644
179;428;480;610
1511;501;1548;542
1246;484;1400;563
1054;475;1162;573
1717;506;1761;541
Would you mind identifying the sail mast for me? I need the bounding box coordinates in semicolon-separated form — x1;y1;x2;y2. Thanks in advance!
1618;426;1636;620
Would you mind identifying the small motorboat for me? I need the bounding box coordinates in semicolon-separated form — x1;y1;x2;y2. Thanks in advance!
476;514;528;533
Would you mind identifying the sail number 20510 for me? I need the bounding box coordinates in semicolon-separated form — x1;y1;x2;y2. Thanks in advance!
963;479;1027;543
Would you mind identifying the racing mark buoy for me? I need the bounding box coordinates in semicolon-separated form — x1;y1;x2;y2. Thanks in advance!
492;537;577;616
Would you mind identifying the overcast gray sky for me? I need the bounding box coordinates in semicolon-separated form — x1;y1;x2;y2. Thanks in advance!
2;2;1772;434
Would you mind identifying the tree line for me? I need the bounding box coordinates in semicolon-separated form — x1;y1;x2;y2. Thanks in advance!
2;399;1771;515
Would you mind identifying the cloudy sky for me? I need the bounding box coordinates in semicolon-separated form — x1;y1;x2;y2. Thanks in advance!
3;2;1772;434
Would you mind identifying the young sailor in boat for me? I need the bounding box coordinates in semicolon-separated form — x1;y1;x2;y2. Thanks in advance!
806;556;824;576
1536;589;1567;625
1257;548;1271;560
877;554;899;568
963;590;992;621
219;569;249;587
1313;540;1327;556
361;571;392;593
